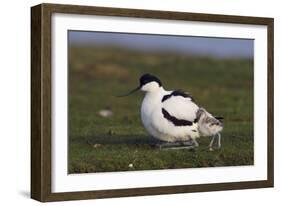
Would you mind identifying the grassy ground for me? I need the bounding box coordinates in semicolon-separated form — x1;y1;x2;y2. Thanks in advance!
68;46;254;173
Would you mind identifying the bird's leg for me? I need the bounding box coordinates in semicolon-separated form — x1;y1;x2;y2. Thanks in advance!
157;141;182;149
217;133;221;149
209;135;216;151
157;140;195;150
209;133;222;151
191;138;199;147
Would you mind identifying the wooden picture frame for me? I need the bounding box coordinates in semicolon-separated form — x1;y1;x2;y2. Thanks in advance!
31;3;274;202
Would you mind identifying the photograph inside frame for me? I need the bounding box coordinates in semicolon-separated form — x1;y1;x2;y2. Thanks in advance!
67;30;254;174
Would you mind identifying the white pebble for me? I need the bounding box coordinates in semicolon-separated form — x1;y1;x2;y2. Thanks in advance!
98;109;113;117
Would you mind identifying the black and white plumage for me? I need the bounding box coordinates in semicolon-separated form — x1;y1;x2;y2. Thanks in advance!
120;73;223;150
196;108;223;150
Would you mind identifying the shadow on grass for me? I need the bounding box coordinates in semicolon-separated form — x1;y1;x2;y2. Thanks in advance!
70;134;163;146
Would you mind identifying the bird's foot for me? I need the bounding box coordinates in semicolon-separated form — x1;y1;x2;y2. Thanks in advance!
209;144;221;150
209;147;214;151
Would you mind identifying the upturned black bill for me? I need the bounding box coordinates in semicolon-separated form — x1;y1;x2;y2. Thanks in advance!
117;86;141;97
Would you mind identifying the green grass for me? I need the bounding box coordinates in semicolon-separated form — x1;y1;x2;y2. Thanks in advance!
68;46;254;173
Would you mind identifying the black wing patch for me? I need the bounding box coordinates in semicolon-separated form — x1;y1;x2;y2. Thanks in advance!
161;90;195;102
162;108;194;126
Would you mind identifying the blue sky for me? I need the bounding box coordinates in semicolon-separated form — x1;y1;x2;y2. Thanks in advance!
69;31;253;59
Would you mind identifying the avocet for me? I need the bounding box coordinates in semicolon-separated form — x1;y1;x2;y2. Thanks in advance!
120;73;223;150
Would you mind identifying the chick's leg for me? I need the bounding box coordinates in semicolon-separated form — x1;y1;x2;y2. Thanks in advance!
209;135;216;150
217;133;221;149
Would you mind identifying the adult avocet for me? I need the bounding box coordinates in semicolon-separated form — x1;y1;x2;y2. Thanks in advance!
120;73;223;150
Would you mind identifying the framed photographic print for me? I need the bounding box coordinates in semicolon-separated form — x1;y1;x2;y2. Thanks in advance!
31;3;274;202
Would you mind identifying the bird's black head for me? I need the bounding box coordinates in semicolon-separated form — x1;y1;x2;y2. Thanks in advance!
139;73;162;87
117;73;162;97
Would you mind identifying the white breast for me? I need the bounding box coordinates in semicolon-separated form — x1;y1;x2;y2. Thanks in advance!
141;92;163;139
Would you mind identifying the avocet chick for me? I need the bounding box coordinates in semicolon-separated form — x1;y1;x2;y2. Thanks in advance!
196;108;223;151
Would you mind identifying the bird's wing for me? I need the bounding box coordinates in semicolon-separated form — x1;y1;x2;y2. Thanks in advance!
162;91;199;123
